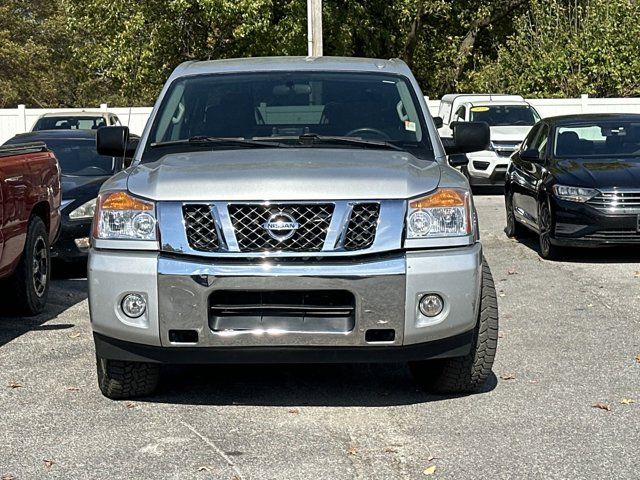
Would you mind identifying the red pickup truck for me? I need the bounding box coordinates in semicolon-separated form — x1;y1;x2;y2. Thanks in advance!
0;142;61;314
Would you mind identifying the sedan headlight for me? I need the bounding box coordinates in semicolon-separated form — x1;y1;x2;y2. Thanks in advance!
406;188;472;238
93;191;156;240
69;198;97;220
552;185;598;203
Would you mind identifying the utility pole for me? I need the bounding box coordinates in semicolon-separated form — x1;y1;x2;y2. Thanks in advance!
307;0;323;57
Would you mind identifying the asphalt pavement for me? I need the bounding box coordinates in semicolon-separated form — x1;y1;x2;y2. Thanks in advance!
1;194;638;479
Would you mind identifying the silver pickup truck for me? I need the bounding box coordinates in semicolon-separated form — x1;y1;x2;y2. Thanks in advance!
90;57;498;399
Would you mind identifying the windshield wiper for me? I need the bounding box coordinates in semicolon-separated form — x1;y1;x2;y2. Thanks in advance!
255;133;405;151
304;133;406;151
150;136;290;148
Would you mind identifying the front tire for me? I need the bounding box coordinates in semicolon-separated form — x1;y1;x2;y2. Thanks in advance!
409;258;498;394
504;190;525;238
11;216;50;315
538;199;561;260
97;356;160;399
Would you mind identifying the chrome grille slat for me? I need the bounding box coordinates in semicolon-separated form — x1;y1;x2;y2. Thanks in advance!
229;203;334;252
183;205;220;252
344;203;380;250
588;190;640;212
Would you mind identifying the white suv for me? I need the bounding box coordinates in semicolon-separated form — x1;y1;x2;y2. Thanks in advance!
438;94;540;186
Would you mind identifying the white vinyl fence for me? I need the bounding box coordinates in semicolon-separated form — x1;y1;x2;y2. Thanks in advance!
3;95;640;144
0;104;153;144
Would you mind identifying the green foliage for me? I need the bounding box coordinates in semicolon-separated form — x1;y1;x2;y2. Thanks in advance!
463;0;640;97
1;0;639;106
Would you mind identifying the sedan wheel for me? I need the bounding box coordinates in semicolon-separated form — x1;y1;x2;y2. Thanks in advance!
505;192;522;238
538;200;559;260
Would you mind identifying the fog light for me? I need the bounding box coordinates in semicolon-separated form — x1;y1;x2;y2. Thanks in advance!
121;293;146;318
419;294;444;317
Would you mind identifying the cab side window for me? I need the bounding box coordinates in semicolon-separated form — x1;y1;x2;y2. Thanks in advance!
455;106;467;122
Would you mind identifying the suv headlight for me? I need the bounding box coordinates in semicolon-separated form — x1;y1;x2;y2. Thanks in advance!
92;191;157;240
69;198;97;220
406;188;472;238
552;185;598;203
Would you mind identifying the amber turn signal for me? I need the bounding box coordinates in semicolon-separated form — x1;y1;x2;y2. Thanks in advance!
410;188;466;209
99;191;153;211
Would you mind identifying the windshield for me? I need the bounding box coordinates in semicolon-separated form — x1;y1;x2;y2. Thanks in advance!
43;139;116;176
469;105;539;126
554;121;640;158
146;71;430;155
33;116;107;131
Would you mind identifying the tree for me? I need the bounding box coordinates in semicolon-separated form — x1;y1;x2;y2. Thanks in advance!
462;0;640;97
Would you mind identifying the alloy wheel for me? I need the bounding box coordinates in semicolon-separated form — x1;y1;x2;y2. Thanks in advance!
32;236;48;297
539;202;552;257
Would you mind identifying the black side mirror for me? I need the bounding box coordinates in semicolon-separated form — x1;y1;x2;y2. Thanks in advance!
441;121;490;155
97;126;130;157
433;116;443;129
520;148;540;162
448;153;468;167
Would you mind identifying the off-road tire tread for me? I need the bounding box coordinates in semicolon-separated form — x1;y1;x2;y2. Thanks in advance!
410;258;498;394
12;216;49;315
97;357;160;399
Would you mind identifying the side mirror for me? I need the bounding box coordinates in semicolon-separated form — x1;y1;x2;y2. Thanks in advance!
448;153;469;167
520;148;540;162
97;126;130;157
433;116;443;129
441;121;490;155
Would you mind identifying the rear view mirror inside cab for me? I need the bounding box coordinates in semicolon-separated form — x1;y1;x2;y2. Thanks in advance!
273;84;312;95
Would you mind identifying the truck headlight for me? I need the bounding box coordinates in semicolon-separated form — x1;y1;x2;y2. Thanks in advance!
93;191;157;240
406;188;471;238
69;198;97;220
552;185;598;203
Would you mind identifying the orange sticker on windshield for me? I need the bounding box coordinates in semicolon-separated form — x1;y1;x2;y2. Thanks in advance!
470;106;490;112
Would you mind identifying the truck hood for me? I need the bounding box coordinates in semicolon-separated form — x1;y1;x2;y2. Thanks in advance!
489;126;532;142
126;148;440;201
553;158;640;189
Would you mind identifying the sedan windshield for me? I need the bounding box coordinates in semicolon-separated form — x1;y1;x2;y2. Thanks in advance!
146;71;430;156
470;105;539;126
44;139;116;176
554;122;640;158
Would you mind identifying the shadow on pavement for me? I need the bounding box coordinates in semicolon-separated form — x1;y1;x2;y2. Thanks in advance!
0;263;87;348
507;229;640;264
145;363;497;407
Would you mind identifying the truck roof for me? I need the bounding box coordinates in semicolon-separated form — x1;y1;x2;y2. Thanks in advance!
171;56;412;79
440;94;525;103
39;111;109;118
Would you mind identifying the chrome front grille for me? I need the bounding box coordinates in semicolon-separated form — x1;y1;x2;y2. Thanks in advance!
183;205;220;252
170;200;402;257
588;190;640;213
229;203;334;252
344;203;380;250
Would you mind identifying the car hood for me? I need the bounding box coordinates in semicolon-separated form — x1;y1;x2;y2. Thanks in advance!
126;149;441;201
62;174;111;198
489;126;532;142
552;158;640;189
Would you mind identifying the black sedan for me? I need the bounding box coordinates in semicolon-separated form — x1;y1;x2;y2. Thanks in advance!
505;113;640;259
4;130;130;261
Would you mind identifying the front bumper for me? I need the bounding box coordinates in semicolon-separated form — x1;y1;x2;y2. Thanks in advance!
51;217;92;260
88;244;482;362
552;198;640;246
466;150;511;185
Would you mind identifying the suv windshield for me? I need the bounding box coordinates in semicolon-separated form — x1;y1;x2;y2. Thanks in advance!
469;105;539;126
554;121;640;158
146;71;430;156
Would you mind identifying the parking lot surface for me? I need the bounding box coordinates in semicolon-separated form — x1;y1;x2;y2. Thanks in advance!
1;195;638;479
